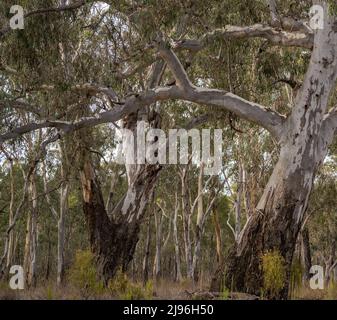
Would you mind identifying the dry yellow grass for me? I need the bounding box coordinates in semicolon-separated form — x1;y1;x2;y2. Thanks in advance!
2;278;337;300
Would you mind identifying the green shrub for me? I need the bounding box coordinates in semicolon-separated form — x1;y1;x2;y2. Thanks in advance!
46;285;55;300
68;250;104;297
261;250;286;298
108;270;153;300
221;287;230;300
144;280;154;299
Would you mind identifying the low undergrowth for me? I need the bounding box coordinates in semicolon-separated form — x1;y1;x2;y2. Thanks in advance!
1;249;336;300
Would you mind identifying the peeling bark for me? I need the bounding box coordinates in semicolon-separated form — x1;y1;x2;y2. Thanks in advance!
222;8;337;298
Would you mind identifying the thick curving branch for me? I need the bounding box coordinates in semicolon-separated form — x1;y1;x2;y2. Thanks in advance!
0;84;285;145
34;83;120;102
0;42;287;145
157;43;285;139
0;69;286;145
0;86;182;144
174;24;313;52
157;42;193;91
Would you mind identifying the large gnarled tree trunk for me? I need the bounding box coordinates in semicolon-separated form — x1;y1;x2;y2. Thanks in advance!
80;149;160;283
79;90;163;282
78;61;164;283
223;8;337;298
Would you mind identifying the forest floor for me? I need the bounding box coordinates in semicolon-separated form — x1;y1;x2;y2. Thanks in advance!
1;279;337;300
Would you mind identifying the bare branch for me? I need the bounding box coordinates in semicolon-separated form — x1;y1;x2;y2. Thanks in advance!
157;41;193;91
227;210;236;239
279;17;313;34
25;0;87;17
175;24;313;51
0;122;70;143
266;0;312;33
186;88;285;138
0;76;285;144
0;45;286;144
0;86;182;144
36;83;120;102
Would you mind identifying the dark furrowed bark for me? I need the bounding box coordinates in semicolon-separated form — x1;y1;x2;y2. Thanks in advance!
79;107;162;283
80;157;160;283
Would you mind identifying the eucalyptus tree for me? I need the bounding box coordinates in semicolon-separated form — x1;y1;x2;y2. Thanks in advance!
1;0;337;299
309;169;337;284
